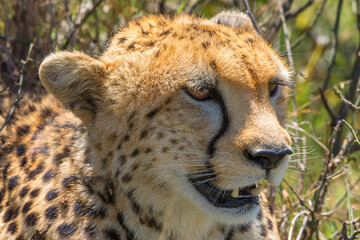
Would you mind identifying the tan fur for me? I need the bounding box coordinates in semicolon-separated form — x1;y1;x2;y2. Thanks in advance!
0;11;291;239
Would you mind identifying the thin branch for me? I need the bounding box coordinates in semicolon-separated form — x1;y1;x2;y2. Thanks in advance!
334;86;360;111
283;179;311;211
288;210;309;240
0;43;34;133
319;87;337;127
292;0;328;49
243;0;261;34
321;0;343;91
285;0;314;19
332;0;360;155
61;0;105;49
342;120;360;146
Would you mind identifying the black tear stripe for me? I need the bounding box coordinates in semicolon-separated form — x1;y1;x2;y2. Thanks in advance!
207;90;230;157
204;90;230;178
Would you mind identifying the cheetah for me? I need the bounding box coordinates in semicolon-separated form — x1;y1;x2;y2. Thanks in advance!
0;11;292;239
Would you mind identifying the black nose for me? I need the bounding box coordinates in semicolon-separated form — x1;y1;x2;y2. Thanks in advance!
245;148;293;169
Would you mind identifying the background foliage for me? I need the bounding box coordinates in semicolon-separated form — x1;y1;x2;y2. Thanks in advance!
0;0;359;239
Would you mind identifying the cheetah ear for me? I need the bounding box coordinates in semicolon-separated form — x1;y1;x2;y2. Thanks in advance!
39;51;107;123
211;10;256;32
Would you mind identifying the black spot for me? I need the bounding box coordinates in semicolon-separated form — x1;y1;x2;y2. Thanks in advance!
119;155;126;165
54;148;70;164
31;230;47;240
267;218;273;231
156;132;164;139
117;213;135;240
246;37;254;44
146;108;159;118
29;104;36;112
144;216;162;231
62;176;78;189
122;174;132;183
28;163;44;180
89;206;106;219
268;204;273;214
8;221;17;234
97;180;115;204
2;163;10;179
118;37;127;44
224;228;234;240
16;125;30;136
20;157;27;167
104;229;121;240
159;29;170;37
202;41;210;49
22;201;32;214
259;223;267;237
25;213;38;226
43;171;54;181
57;223;76;236
30;188;40;198
15;236;24;240
237;222;251;232
140;130;148;139
40;107;52;118
3;208;13;222
8;176;19;190
210;60;217;70
82;175;95;195
45;190;58;201
257;208;263;220
128;43;135;50
73;201;88;216
16;145;27;156
0;188;5;203
147;42;154;47
130;149;139;157
145;148;152;153
123;135;130;141
84;224;96;237
19;186;29;198
126;190;141;215
45;206;58;219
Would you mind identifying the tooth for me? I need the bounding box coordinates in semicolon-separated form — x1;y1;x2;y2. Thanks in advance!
231;188;239;198
249;184;265;196
260;179;267;185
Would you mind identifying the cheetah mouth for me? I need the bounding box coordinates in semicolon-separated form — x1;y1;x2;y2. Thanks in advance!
189;177;265;208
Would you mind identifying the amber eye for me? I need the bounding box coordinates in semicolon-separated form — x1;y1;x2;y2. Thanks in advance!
268;83;278;97
185;88;213;101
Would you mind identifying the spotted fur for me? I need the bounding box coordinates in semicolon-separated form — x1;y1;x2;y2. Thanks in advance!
0;11;292;239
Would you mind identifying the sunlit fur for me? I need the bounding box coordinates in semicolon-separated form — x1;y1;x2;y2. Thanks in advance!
0;11;291;239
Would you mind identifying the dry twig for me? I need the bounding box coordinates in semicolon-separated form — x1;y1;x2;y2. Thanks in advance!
62;0;105;49
0;42;34;133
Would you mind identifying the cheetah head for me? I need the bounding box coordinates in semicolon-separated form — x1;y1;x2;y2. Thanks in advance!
39;11;292;226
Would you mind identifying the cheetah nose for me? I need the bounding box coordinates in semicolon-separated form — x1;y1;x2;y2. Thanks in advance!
245;148;292;170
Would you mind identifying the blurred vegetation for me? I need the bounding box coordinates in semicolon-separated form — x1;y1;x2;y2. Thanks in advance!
0;0;359;239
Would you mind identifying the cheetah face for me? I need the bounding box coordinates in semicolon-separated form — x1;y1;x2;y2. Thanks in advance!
39;11;292;225
167;66;292;224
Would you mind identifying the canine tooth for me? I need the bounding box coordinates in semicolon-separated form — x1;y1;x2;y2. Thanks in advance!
260;179;267;185
231;188;239;198
249;184;265;196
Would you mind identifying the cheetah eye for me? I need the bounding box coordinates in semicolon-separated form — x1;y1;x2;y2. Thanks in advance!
268;83;278;97
185;87;213;101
